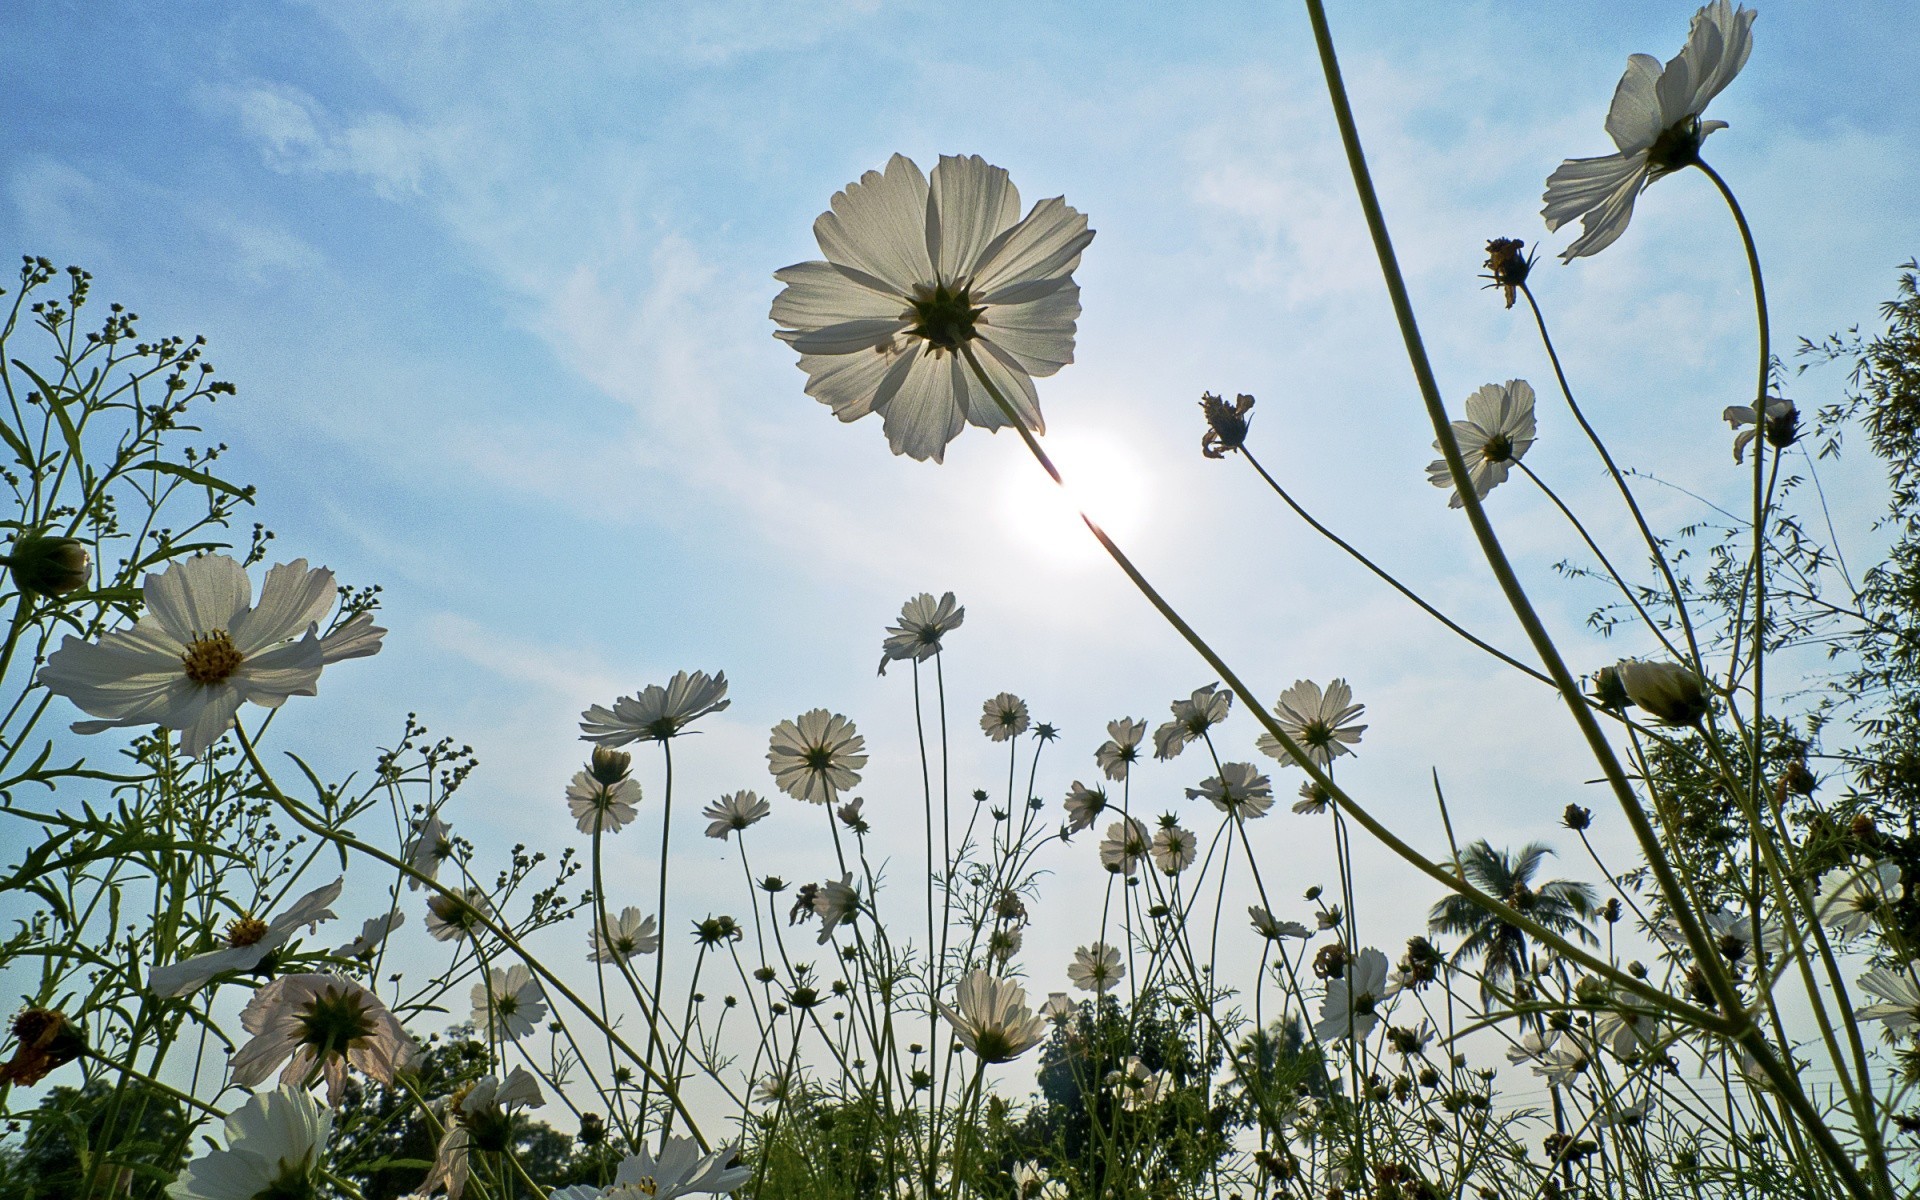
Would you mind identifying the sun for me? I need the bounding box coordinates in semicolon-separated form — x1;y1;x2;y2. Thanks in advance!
998;431;1149;566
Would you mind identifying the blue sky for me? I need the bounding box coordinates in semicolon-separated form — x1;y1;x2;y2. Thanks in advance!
4;0;1916;1066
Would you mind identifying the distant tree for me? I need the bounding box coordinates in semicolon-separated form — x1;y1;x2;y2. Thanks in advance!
1428;840;1597;1011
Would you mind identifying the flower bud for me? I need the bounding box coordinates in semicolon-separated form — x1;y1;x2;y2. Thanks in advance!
1614;660;1709;726
588;746;631;785
1481;237;1534;309
7;536;89;597
1562;804;1592;831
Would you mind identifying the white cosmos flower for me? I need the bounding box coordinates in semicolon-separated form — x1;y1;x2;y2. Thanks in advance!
812;872;860;945
771;153;1094;463
167;1087;332;1200
38;554;384;760
425;887;493;943
1595;1007;1662;1059
577;1136;751;1199
1816;859;1902;937
566;771;641;834
591;906;661;963
767;709;868;804
408;815;455;890
1098;817;1151;874
1062;780;1109;833
1724;397;1797;464
334;910;404;960
703;790;771;840
580;670;730;745
149;878;342;998
1543;1;1757;260
939;969;1048;1063
1186;762;1274;819
1426;380;1537;508
1249;906;1311;941
1856;967;1920;1034
1041;992;1075;1022
1153;684;1231;761
1506;1030;1589;1087
981;691;1031;742
878;591;964;675
228;973;415;1104
1293;781;1332;815
1095;716;1146;781
1314;947;1390;1043
1257;679;1366;769
471;964;547;1041
422;1068;546;1200
1067;941;1124;993
1150;825;1197;875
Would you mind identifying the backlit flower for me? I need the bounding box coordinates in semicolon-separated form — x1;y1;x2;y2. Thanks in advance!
1542;1;1757;260
168;1087;332;1200
1615;659;1709;726
1099;817;1151;874
149;878;342;998
425;887;493;943
228;973;415;1104
1095;717;1146;781
592;1136;751;1199
1724;397;1798;464
1856;967;1920;1034
1816;860;1902;938
591;907;661;963
981;692;1031;742
1063;780;1109;833
771;153;1094;463
409;816;455;890
768;709;868;804
878;592;964;674
566;770;641;835
1314;947;1390;1043
38;554;384;759
1257;679;1366;769
1153;684;1231;761
1426;380;1537;508
813;873;860;944
703;790;770;840
1187;761;1274;819
1067;942;1124;993
1151;825;1197;875
1249;906;1311;941
422;1068;545;1200
581;670;729;746
471;964;547;1041
334;910;404;960
939;970;1048;1063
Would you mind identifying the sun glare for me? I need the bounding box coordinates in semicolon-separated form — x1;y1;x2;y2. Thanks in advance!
998;432;1150;566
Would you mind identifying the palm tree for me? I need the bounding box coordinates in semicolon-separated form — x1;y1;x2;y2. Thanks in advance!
1428;840;1598;1011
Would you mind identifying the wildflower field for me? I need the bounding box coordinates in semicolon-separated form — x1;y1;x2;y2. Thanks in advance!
5;2;1920;1198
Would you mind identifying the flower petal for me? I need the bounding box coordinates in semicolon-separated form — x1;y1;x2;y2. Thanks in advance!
235;636;328;707
876;347;965;463
1604;53;1668;152
771;260;909;329
229;560;335;655
1543;151;1648;261
928;154;1022;283
175;684;246;759
973;196;1094;300
793;347;898;421
813;154;933;296
957;339;1043;436
145;555;251;642
778;318;911;356
981;283;1079;378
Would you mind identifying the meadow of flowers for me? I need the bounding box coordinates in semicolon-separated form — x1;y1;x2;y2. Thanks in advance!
7;3;1920;1198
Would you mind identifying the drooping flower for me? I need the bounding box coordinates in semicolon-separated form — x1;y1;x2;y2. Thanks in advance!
421;1068;546;1200
1199;392;1255;459
878;592;964;675
566;770;641;835
1856;967;1920;1034
1067;942;1124;993
939;970;1048;1063
1063;780;1109;833
1249;906;1311;942
38;555;385;759
334;910;405;960
149;878;342;998
837;796;869;833
590;907;661;963
471;964;548;1041
581;670;730;746
1150;825;1197;875
1425;380;1537;508
408;815;455;890
1186;762;1274;819
1257;679;1366;769
703;790;770;840
425;887;493;943
771;153;1094;463
1542;1;1758;260
1098;817;1151;874
0;1008;85;1087
981;692;1031;742
167;1087;332;1200
1094;717;1146;781
1724;397;1798;464
1481;237;1535;308
1314;947;1390;1043
1614;660;1710;726
813;873;861;945
1152;684;1231;761
767;709;868;804
227;973;415;1103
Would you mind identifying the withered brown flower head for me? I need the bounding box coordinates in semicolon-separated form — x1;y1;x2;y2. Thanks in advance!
1200;392;1254;459
0;1008;86;1086
1481;238;1534;309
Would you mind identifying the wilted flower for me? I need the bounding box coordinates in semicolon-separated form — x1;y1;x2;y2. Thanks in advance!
1153;684;1231;761
228;973;416;1104
580;670;730;745
1068;942;1125;993
1426;380;1538;508
149;878;342;997
1542;1;1757;260
1589;664;1630;709
768;709;868;804
1724;397;1798;463
939;970;1048;1063
1481;237;1534;308
1150;825;1197;875
878;592;965;674
591;907;661;963
813;873;861;944
5;534;90;597
38;555;384;759
1095;717;1147;780
1063;780;1109;833
168;1088;332;1200
703;790;771;840
0;1008;85;1087
770;153;1094;463
1186;761;1274;819
1200;392;1254;459
566;770;641;835
981;692;1031;742
425;887;493;943
1314;947;1390;1043
1615;659;1710;725
471;964;547;1041
1099;817;1151;874
836;796;869;833
409;816;455;889
1258;679;1366;769
334;910;405;960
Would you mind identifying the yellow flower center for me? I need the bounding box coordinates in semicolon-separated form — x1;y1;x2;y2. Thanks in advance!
181;630;244;684
225;915;270;947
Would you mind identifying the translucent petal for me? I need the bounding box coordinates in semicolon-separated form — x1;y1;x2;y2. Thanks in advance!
927;154;1022;282
1605;54;1667;152
778;317;911;355
145;555;250;642
876;348;966;463
770;260;909;329
794;345;899;421
980;283;1080;378
957;339;1043;435
230;559;334;655
973;196;1094;299
813;154;933;296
